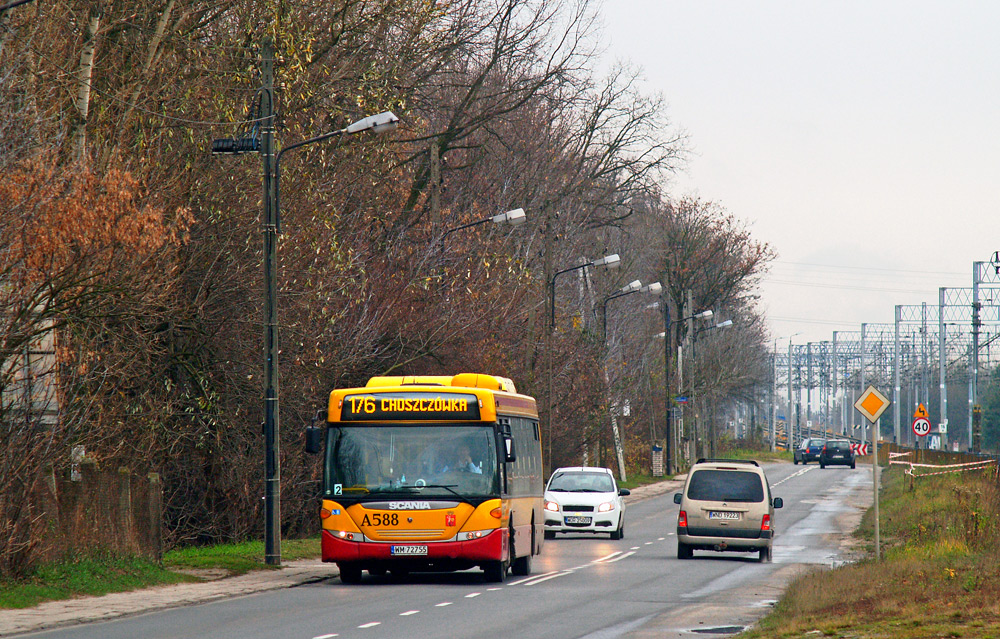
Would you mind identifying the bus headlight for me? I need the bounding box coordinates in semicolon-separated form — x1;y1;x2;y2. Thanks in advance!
597;502;614;513
333;530;356;540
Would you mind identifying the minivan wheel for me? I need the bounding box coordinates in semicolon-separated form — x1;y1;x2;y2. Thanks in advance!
677;542;693;560
758;546;771;563
851;462;856;469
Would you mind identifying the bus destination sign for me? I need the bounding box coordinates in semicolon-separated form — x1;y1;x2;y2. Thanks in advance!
341;392;481;422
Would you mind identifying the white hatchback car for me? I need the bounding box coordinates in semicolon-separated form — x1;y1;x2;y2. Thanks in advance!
543;467;629;539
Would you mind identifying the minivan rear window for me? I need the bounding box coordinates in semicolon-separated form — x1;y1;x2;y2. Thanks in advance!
687;469;764;503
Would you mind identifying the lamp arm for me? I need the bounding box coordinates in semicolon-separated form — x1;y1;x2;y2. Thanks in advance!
274;128;348;233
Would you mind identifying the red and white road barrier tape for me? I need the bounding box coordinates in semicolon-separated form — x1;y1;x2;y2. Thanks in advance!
899;458;997;478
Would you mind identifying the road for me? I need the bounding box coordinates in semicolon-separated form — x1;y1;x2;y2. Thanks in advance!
19;462;871;639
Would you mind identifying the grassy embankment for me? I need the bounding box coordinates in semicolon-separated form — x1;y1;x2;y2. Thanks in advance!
0;538;320;609
741;464;1000;639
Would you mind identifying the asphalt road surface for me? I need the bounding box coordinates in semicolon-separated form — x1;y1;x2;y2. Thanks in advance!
20;462;872;639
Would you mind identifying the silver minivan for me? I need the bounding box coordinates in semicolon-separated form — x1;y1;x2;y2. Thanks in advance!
673;458;783;562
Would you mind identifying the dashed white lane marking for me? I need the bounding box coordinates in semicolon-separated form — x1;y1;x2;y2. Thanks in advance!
644;541;653;545
487;587;503;591
435;602;453;607
594;551;622;563
520;570;572;586
465;592;481;598
313;634;338;639
399;610;419;616
510;571;555;585
358;622;380;629
602;551;636;563
657;537;665;541
773;466;813;486
630;546;640;550
569;564;590;571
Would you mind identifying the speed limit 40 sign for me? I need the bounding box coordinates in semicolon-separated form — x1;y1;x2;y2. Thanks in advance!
912;416;931;437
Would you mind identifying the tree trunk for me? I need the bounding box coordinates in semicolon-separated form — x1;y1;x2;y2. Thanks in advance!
73;7;102;163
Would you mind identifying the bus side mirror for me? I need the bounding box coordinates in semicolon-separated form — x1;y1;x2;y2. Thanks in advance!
503;434;517;462
305;426;324;454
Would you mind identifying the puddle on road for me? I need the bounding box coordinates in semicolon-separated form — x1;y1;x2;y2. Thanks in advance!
690;626;745;635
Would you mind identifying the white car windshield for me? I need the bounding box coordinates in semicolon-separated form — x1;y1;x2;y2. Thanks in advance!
547;471;615;493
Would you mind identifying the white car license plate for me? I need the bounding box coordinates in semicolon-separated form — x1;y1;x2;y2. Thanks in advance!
708;511;740;520
390;545;428;556
565;516;592;524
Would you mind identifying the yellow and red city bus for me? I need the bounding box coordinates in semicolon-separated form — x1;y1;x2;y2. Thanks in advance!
305;373;544;584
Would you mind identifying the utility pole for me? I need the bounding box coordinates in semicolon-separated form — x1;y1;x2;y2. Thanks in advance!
261;41;281;567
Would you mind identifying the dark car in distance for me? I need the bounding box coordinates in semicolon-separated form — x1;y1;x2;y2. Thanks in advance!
819;439;856;469
793;438;826;465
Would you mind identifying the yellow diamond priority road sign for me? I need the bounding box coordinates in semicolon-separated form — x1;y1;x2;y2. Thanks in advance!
855;385;890;424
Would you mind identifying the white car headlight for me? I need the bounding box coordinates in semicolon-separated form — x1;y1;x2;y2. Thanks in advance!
544;500;560;512
597;501;615;513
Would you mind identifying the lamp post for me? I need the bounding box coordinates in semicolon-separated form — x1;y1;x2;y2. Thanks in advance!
546;253;620;470
599;280;661;481
214;108;399;567
692;318;733;457
655;308;713;472
439;208;526;249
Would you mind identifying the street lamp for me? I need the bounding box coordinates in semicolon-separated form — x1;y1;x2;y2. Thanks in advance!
601;280;663;342
548;254;620;329
214;109;399;567
546;253;620;471
439;208;526;249
654;307;713;475
691;317;733;458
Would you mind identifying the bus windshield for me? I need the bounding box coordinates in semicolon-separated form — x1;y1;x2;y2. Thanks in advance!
325;424;499;500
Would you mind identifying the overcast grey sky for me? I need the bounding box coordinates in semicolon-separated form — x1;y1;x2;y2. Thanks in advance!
599;1;1000;345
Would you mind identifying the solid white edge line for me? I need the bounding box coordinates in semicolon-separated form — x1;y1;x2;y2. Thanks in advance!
521;570;572;586
603;551;636;563
510;571;556;585
594;551;622;563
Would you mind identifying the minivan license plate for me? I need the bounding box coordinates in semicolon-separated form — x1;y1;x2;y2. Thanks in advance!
390;545;428;556
708;511;740;520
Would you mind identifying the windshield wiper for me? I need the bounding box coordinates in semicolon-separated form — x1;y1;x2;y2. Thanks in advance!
397;484;465;500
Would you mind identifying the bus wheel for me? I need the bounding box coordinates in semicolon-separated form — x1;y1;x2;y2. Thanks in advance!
483;559;507;583
338;563;363;584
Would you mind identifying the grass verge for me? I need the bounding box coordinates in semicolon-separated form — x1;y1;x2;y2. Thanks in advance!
0;537;322;610
739;465;1000;638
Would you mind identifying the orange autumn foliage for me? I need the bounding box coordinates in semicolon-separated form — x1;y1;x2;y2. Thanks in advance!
0;158;192;278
